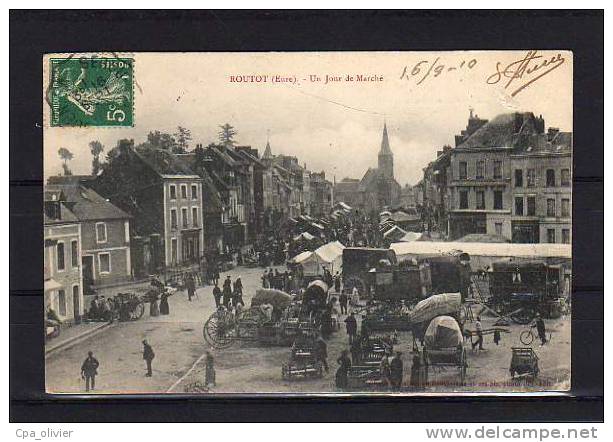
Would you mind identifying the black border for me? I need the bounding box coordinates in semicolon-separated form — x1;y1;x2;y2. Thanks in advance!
9;10;604;422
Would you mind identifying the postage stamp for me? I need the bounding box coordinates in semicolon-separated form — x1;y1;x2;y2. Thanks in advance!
48;56;134;127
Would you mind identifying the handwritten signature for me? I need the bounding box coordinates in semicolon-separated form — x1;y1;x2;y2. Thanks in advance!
486;50;566;97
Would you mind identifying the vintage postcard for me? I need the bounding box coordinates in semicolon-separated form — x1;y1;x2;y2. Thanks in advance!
43;51;572;395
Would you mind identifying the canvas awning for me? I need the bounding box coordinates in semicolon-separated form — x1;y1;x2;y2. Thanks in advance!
44;278;63;293
293;232;316;242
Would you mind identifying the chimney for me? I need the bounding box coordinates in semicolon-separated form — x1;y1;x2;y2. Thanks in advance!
547;127;560;141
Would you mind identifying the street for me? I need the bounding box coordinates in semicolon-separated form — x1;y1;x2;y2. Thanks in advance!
46;264;571;394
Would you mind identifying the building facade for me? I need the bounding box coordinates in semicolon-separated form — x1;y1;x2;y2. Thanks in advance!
44;189;83;323
46;179;132;297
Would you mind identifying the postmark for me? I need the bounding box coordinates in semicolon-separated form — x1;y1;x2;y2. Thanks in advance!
48;56;134;127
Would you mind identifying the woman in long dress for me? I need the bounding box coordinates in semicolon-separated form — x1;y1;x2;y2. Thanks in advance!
149;292;160;317
159;291;170;315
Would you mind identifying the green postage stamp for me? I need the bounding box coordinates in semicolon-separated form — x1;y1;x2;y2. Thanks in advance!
49;56;134;127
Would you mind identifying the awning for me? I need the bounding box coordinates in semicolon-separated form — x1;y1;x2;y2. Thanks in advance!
44;278;63;292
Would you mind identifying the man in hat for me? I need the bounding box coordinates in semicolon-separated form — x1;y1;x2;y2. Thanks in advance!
81;351;99;392
390;351;404;391
534;313;547;345
222;275;232;308
212;282;222;308
185;273;196;302
142;339;155;377
344;312;358;344
471;316;484;351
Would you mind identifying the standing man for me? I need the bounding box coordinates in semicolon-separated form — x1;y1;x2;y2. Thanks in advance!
534;313;547;345
344;312;358;344
339;291;348;315
81;351;99;392
222;275;232;308
334;272;341;294
315;337;329;373
142;339;155;377
471;316;484;351
390;351;404;391
212;282;222;308
186;273;196;302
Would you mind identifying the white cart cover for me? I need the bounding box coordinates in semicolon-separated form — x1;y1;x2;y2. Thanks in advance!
424;315;463;349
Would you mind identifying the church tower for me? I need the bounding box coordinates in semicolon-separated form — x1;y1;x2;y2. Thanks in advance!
378;122;394;179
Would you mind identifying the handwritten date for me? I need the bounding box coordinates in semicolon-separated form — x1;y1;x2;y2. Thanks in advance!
400;58;478;86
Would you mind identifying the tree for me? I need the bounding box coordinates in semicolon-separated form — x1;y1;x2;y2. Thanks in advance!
89;140;105;175
218;123;237;146
174;126;192;153
58;147;74;175
146;130;177;151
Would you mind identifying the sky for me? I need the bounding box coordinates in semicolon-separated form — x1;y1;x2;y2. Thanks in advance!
43;51;572;186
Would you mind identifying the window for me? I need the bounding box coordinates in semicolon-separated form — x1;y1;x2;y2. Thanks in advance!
515;197;524;215
561;168;571;186
547;198;556;217
99;253;111;274
493;190;503;210
547;229;556;244
58;289;66;316
71;240;78;268
562;229;570;244
527;196;536;216
191;184;198;200
170;209;178;229
459;161;467;180
96;222;107;243
546;169;555;187
476;160;485;179
561;198;570;217
181;184;187;199
527;169;536;187
171;238;178;264
192;207;198;227
495;222;503;236
493;160;502;179
476;190;485;209
73;285;80;316
56;242;65;271
182;208;188;228
459;190;468;209
514;169;523;187
169;184;177;200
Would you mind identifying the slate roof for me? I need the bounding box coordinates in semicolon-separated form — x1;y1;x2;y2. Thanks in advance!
134;147;198;176
45;184;131;221
44;202;79;225
458;112;543;149
379;122;392;155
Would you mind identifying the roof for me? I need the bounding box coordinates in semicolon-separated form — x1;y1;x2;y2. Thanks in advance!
390;241;571;260
390;210;420;223
458;112;544;149
358;167;381;192
263;141;273;159
134;147;198;177
178;153;225;212
334;180;360;193
45;183;131;221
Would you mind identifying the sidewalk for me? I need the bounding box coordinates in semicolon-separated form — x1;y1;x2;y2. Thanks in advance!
45;321;113;357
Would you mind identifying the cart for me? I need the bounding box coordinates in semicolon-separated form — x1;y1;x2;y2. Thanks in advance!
281;340;324;380
420;315;468;385
509;347;539;378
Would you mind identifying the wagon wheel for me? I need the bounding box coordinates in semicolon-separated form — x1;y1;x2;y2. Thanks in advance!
519;330;535;346
510;308;535;325
203;310;236;349
130;301;145;320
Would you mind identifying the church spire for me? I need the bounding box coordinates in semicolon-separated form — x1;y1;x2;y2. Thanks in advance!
378;122;394;179
263;130;273;160
379;122;392;155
